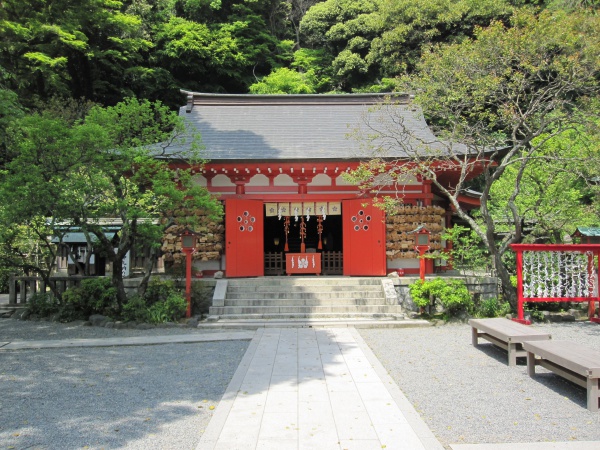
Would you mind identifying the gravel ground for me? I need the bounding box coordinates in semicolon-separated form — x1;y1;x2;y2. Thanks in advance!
0;318;249;450
0;318;242;342
359;321;600;448
4;317;600;449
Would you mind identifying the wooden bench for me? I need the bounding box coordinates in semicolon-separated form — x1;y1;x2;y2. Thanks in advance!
469;318;551;366
523;340;600;412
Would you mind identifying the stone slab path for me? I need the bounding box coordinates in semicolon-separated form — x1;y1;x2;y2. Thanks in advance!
196;327;444;450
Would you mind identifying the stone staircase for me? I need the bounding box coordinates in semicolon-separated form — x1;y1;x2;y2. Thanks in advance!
207;277;405;321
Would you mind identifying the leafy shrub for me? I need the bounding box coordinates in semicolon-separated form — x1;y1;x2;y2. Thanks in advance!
192;282;214;315
147;292;187;324
0;267;13;293
144;278;177;306
409;278;473;315
27;292;61;317
121;295;150;323
122;279;187;324
62;277;118;318
476;297;512;318
439;279;473;313
408;280;433;309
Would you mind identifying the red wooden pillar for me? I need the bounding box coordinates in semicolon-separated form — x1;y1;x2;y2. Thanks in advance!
183;249;193;317
513;247;530;324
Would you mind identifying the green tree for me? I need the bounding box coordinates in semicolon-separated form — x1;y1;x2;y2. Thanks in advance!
153;3;293;95
0;98;222;307
350;8;600;306
297;0;513;92
249;67;317;93
490;128;600;243
0;0;153;107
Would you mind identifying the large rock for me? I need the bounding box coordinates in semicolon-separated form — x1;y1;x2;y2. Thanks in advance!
12;308;30;320
88;314;109;327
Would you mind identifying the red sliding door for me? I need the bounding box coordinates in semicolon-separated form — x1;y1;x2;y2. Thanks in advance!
343;198;386;276
225;199;264;277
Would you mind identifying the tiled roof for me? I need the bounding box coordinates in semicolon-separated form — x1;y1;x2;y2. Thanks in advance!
574;227;600;237
163;92;466;161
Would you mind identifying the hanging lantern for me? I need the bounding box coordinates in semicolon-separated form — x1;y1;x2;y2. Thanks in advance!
317;216;324;250
284;216;290;252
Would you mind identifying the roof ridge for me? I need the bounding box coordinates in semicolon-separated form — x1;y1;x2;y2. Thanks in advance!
180;91;411;110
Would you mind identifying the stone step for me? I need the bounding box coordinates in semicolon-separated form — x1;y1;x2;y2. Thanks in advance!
225;291;385;300
208;312;405;320
210;305;404;315
226;277;383;287
227;284;383;293
223;298;389;307
198;318;430;329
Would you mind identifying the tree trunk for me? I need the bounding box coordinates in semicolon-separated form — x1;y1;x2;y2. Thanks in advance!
111;258;128;311
137;247;157;298
492;249;517;308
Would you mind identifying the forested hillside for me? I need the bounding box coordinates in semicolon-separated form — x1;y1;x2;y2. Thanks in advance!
0;0;598;298
1;0;592;111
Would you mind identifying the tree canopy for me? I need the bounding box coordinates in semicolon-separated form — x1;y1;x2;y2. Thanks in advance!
0;0;599;303
0;98;222;305
2;0;592;108
349;7;600;305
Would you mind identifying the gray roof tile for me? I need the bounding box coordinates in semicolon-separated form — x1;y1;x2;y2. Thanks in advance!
165;92;464;161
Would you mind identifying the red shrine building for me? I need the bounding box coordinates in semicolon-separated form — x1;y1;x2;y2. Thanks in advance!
166;92;480;278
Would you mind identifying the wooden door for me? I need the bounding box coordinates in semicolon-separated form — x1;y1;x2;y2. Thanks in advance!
225;199;264;277
343;198;386;276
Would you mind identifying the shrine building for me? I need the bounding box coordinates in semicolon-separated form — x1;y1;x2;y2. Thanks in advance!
161;92;481;278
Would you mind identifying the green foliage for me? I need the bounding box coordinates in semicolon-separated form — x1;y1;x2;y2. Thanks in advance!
27;292;61;317
0;268;11;293
121;295;151;323
296;0;515;91
61;277;118;319
0;97;222;306
122;279;187;323
0;0;153;107
0;0;595;105
409;278;473;314
489;127;600;242
249;67;317;94
147;292;187;324
191;281;214;315
352;7;600;308
475;297;512;318
144;278;178;306
408;279;433;308
441;225;490;275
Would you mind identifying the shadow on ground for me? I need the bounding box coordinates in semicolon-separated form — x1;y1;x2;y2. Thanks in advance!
0;341;248;449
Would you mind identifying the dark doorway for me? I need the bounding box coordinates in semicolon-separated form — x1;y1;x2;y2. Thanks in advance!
264;214;342;253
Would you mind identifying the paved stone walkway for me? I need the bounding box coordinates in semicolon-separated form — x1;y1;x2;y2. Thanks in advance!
196;327;443;450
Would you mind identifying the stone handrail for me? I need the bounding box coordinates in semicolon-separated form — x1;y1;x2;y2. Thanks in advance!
8;275;104;305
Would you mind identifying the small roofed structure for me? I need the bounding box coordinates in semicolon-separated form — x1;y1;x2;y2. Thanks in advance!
572;227;600;244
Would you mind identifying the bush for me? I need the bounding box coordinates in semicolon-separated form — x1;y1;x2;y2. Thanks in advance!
409;278;473;316
122;279;187;324
144;278;177;306
0;267;13;293
147;292;187;324
62;277;118;319
121;295;150;323
192;282;214;316
27;292;61;317
476;297;512;318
